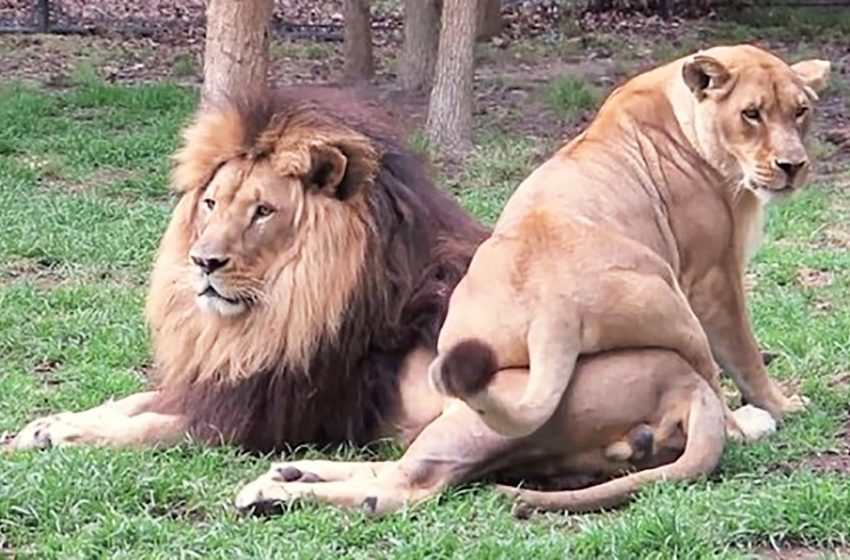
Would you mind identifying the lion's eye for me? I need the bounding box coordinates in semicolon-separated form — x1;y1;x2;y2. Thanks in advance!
254;204;275;220
795;106;809;119
203;198;216;211
742;108;761;122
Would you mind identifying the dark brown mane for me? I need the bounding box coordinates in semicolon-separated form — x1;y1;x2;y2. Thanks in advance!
153;86;487;453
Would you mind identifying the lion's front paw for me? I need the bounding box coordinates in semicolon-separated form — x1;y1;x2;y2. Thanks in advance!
7;414;81;450
234;474;304;516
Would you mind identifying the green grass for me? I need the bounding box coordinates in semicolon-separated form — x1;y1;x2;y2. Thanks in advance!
714;4;850;41
1;74;849;559
540;75;600;121
170;54;199;79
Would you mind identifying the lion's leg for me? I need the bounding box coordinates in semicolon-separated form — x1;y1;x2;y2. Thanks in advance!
7;391;188;450
257;460;397;484
235;395;521;516
693;271;805;422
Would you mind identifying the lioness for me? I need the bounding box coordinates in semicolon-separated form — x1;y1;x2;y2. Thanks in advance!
235;45;829;515
430;44;829;438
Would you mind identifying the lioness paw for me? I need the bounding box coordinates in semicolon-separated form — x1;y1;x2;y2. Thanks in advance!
781;393;809;414
732;405;777;442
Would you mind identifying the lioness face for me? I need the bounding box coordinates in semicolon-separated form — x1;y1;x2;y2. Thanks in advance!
187;159;304;317
682;46;830;203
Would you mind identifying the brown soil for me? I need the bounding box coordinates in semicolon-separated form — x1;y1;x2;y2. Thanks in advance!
756;546;850;559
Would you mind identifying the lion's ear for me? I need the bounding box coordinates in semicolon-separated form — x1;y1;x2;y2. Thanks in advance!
682;55;731;100
305;139;378;200
791;59;831;95
305;144;348;197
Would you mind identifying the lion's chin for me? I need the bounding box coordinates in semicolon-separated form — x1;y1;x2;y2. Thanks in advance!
196;293;248;317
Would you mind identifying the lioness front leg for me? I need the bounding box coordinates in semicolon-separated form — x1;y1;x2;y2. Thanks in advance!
7;391;188;450
696;272;805;421
235;400;517;516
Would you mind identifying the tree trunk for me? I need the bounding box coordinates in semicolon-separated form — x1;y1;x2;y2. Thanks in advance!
35;0;50;33
342;0;374;82
476;0;501;41
426;0;477;156
202;0;273;105
400;0;441;92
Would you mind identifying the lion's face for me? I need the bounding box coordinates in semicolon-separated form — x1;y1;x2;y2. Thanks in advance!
682;46;830;203
188;159;304;316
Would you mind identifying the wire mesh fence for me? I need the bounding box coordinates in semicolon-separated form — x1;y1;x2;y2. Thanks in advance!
0;0;847;38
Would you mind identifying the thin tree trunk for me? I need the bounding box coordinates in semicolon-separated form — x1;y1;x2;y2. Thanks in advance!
400;0;441;92
476;0;501;41
35;0;50;33
343;0;374;82
426;0;476;156
202;0;273;105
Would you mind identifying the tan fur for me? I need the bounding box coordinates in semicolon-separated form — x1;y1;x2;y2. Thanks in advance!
235;349;726;516
148;193;367;386
431;45;830;439
146;105;386;384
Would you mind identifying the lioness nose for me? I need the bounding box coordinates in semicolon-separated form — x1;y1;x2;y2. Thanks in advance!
775;159;806;179
191;254;229;274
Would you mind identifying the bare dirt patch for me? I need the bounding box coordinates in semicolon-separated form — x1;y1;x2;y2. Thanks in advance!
31;359;64;385
792;417;850;476
756;546;850;559
0;259;66;289
796;268;835;290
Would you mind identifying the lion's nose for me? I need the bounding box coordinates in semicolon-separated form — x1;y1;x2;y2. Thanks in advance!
191;254;230;274
775;159;806;180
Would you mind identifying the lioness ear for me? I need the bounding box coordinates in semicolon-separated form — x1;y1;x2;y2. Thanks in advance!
682;55;731;100
791;59;831;94
305;144;349;198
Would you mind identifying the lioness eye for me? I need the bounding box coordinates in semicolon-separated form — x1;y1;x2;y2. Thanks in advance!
795;106;809;119
742;108;761;122
203;198;215;211
254;204;274;219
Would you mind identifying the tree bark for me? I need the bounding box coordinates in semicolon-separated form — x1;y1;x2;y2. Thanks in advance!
202;0;273;105
476;0;501;41
400;0;441;92
35;0;50;33
342;0;374;82
426;0;477;156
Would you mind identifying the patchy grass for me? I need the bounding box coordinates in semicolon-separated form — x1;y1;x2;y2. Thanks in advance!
1;57;850;559
270;39;337;62
170;54;199;78
540;75;600;121
715;4;850;41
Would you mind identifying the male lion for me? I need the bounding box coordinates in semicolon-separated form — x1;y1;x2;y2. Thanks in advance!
233;45;829;516
8;87;486;451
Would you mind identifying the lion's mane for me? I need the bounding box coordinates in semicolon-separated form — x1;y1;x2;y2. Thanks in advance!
144;87;486;452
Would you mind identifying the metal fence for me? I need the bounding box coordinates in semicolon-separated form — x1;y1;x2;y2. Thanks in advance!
1;0;848;37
